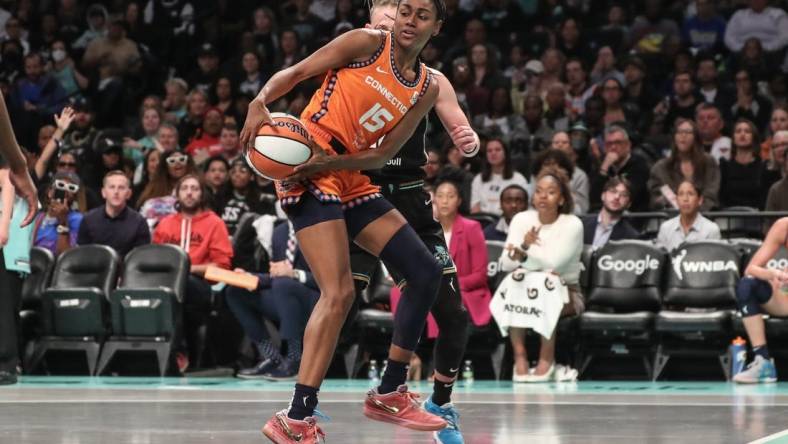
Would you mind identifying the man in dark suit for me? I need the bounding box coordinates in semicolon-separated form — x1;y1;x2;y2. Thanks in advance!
583;176;640;247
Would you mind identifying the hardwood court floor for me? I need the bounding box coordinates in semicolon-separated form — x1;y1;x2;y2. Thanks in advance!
2;377;788;443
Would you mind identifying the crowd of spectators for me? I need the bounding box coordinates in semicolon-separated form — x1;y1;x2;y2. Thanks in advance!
4;0;788;377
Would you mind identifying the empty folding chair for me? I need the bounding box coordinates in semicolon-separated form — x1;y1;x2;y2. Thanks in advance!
654;240;740;380
96;244;189;376
351;264;395;377
579;240;666;378
485;240;506;292
28;245;120;375
19;247;55;365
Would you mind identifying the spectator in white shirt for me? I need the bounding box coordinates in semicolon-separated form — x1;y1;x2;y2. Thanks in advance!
501;166;584;382
656;179;721;251
471;138;529;216
724;0;788;53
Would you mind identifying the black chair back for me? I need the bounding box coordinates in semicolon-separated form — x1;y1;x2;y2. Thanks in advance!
120;244;189;300
485;240;506;291
587;240;666;312
466;213;498;229
42;245;120;336
109;244;190;337
231;212;271;273
49;245;120;296
663;241;741;309
20;247;55;312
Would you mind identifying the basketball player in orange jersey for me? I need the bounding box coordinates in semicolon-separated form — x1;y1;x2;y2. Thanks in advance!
333;2;478;443
240;1;448;442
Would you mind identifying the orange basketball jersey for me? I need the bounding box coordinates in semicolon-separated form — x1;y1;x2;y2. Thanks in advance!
301;31;433;155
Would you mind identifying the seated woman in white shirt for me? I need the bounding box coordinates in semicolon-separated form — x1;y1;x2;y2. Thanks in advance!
656;179;721;252
501;166;584;382
471;138;530;216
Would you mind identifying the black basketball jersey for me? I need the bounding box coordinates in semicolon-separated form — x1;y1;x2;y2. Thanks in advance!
365;116;428;184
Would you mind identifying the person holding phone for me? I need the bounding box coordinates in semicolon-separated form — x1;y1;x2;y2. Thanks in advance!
32;171;84;255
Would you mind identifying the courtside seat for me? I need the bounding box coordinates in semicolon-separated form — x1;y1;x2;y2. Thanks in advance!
19;247;55;365
579;244;593;294
579;240;666;378
485;240;506;292
580;311;654;332
655;311;730;332
727;238;762;259
466;212;498;229
357;269;395;332
231;212;271;273
28;245;120;375
351;265;395;377
97;244;189;376
654;240;740;381
713;207;762;239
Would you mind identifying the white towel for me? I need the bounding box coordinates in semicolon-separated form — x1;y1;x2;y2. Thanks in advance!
489;270;569;339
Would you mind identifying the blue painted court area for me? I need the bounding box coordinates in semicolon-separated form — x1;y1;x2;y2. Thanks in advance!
3;378;788;443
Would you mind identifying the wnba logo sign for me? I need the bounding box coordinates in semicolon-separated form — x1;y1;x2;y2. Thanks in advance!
671;249;738;280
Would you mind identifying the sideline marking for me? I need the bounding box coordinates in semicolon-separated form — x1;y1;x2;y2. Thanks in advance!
2;399;788;407
749;429;788;444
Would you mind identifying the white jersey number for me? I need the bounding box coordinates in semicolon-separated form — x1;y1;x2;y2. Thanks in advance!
359;102;394;132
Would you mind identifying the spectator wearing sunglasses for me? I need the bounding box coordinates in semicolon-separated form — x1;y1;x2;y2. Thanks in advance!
33;172;85;255
137;151;198;230
38;151;102;210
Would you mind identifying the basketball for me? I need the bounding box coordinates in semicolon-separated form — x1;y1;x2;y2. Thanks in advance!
245;112;313;180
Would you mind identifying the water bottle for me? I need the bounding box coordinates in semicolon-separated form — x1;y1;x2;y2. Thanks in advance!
368;359;380;384
730;337;747;377
462;360;474;384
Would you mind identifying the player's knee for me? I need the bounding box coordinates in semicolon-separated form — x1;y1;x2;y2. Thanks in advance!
736;277;772;317
432;297;469;331
409;254;442;294
321;283;356;316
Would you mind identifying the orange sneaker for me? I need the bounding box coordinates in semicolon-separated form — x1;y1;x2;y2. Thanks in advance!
261;409;325;443
363;384;447;431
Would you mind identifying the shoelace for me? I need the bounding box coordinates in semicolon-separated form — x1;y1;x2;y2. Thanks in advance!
303;417;326;442
437;407;460;431
405;391;422;408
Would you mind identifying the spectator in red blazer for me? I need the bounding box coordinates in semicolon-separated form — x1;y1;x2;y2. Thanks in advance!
432;177;491;332
390;177;490;380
